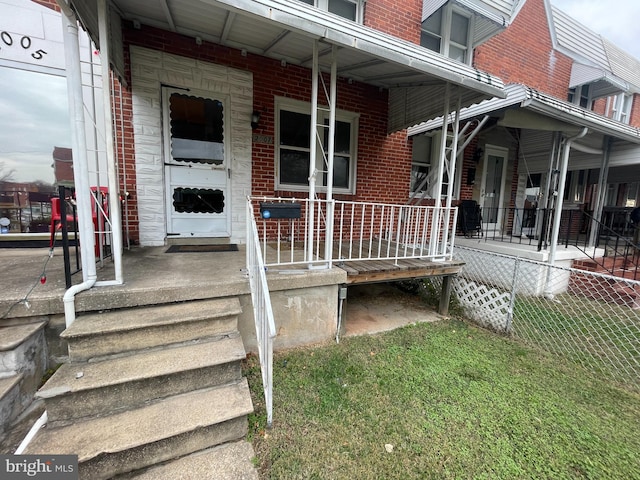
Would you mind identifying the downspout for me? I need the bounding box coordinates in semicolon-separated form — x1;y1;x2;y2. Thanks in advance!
545;127;587;297
60;0;97;325
17;0;96;454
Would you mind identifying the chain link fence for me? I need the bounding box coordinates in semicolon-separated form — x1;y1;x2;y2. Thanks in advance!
441;245;640;391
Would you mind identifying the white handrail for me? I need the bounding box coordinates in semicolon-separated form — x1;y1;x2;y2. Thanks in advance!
250;196;458;268
246;199;277;427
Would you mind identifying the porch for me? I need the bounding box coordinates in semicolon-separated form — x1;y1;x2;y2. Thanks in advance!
0;242;455;349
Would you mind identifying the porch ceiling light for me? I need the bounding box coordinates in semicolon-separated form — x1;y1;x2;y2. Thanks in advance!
251;111;261;130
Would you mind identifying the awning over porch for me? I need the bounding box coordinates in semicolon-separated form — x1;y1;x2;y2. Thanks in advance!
69;0;505;133
408;83;640;144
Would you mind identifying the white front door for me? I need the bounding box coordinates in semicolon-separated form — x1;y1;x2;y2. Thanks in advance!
480;146;508;233
163;89;231;238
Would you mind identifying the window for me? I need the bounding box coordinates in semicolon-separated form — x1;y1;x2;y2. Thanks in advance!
624;182;639;207
411;136;432;194
421;6;472;64
568;84;592;109
563;169;586;203
297;0;361;22
606;94;633;124
276;98;358;193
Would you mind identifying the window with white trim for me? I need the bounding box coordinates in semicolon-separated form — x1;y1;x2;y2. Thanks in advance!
276;98;358;193
606;94;633;124
297;0;362;22
568;84;592;109
563;169;587;203
421;6;473;64
411;135;432;195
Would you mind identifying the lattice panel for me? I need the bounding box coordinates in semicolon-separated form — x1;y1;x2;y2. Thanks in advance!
453;278;510;331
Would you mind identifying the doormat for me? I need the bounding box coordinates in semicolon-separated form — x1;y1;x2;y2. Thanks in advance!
166;244;239;253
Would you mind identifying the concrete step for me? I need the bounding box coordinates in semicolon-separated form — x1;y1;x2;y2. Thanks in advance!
62;297;242;361
0;374;23;440
0;322;47;441
25;379;253;480
121;441;259;479
0;322;46;375
38;335;247;425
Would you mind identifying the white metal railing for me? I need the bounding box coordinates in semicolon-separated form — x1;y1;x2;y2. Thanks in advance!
251;196;459;268
246;199;276;427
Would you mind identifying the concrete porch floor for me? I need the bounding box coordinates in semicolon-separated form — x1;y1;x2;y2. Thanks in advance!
0;245;443;334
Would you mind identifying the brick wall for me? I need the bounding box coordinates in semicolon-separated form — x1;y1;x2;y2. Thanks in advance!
474;0;573;99
121;23;412;243
363;0;422;44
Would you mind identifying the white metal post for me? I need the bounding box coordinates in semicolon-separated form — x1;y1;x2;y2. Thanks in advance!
61;4;95;280
307;41;319;267
440;94;462;256
323;45;338;267
97;0;123;285
430;83;451;257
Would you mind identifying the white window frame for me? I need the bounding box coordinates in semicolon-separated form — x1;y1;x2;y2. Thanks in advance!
608;94;633;124
563;169;587;204
421;5;474;65
275;97;359;194
568;84;593;109
296;0;363;22
410;135;433;196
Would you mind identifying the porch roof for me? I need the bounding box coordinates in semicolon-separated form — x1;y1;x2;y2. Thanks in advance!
408;83;640;144
69;0;505;132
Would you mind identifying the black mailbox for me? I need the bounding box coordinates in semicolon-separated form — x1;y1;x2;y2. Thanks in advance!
259;202;302;219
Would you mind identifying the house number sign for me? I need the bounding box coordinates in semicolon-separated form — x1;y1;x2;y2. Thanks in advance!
0;32;48;60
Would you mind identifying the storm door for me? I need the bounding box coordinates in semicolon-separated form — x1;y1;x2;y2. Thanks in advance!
480;146;508;233
163;90;230;238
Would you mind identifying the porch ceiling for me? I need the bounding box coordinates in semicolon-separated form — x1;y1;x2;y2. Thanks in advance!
70;0;506;132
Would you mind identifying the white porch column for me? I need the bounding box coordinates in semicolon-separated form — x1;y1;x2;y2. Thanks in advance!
548;127;587;267
307;41;319;267
589;136;612;247
59;2;96;281
323;45;338;267
97;0;123;285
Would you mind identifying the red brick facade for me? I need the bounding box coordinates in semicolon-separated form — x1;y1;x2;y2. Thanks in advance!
119;21;415;242
474;0;573;99
363;0;422;44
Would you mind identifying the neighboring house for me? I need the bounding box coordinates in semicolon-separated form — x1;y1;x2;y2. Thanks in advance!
410;0;640;265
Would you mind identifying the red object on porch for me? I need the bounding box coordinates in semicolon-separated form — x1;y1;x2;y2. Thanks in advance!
49;197;76;248
49;187;109;256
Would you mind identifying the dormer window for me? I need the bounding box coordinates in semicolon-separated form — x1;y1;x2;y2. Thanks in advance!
421;6;472;64
298;0;361;22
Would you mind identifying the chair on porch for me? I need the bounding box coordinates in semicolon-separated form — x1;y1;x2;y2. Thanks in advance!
458;200;482;238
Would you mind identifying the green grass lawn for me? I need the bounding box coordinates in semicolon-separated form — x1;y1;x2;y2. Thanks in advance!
244;319;640;479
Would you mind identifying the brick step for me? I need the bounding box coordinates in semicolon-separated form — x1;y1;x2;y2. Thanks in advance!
121;440;258;480
24;380;253;480
37;335;247;425
62;297;242;361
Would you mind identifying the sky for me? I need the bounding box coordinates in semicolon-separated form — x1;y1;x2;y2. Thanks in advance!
550;0;640;60
0;67;70;184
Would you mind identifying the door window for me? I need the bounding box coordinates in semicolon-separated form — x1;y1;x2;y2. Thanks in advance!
169;94;224;165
